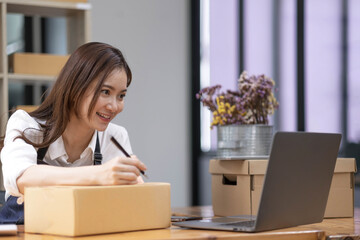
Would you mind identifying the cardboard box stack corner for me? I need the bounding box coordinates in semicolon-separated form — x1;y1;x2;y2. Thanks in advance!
209;158;357;218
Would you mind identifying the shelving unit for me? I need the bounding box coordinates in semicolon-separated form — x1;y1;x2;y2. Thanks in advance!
0;0;91;135
0;0;91;189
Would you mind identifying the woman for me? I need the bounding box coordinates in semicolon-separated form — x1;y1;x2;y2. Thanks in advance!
0;42;147;224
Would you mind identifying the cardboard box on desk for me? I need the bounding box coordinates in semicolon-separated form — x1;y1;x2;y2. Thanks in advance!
10;53;69;76
209;158;357;218
24;183;171;236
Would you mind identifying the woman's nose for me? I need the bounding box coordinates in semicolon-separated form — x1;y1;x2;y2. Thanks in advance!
106;98;119;112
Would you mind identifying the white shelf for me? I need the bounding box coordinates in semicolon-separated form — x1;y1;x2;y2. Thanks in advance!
2;0;91;17
8;73;57;83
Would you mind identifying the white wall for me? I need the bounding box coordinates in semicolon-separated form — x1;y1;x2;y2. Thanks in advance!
89;0;191;207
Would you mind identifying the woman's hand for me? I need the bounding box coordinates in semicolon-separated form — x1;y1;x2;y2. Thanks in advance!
98;155;147;185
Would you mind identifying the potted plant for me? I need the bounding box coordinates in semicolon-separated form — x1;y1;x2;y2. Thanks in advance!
196;71;279;158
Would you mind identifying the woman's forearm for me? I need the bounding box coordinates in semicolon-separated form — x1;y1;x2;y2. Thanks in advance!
16;156;147;194
16;165;101;194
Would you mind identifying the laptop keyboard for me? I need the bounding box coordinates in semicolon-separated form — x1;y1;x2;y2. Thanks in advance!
220;220;256;228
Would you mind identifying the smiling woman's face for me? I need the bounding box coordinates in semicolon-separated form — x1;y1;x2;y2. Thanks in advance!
77;69;128;132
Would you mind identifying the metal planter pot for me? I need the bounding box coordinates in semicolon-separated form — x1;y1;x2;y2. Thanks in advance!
217;124;273;159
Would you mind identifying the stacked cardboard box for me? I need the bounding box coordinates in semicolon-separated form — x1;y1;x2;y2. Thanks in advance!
11;53;69;76
210;158;356;218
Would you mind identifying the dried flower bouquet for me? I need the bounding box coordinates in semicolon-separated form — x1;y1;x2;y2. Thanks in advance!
196;71;279;128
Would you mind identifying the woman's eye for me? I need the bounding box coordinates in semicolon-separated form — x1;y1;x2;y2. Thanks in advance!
101;89;110;95
118;94;126;100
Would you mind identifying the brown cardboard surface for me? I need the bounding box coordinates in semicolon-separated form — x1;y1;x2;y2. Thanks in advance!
209;160;250;175
209;159;269;175
334;158;357;173
210;158;356;218
325;173;354;218
24;183;171;236
212;175;252;216
251;175;265;215
209;158;356;175
11;53;69;76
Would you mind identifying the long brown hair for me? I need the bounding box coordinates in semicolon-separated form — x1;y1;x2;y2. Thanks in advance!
0;42;132;150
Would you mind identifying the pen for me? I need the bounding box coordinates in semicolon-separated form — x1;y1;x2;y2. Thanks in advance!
110;136;148;179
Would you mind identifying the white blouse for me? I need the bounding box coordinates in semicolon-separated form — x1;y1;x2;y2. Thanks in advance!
0;110;133;200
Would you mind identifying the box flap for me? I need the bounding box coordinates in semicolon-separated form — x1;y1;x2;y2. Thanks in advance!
209;159;269;175
210;158;356;175
334;158;357;173
248;160;268;175
209;160;250;174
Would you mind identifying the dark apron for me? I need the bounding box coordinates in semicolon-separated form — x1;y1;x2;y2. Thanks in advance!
0;133;102;224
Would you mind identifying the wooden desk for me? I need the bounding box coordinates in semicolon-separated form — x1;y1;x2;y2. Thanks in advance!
172;206;360;239
3;207;359;240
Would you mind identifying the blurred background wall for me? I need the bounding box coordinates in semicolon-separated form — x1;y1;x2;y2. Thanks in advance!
89;0;191;207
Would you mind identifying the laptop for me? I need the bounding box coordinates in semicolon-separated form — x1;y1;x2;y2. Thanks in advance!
174;132;342;232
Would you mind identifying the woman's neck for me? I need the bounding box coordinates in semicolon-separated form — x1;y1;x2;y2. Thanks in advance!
62;116;95;162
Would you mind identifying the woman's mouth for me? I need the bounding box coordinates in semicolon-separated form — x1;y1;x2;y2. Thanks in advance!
96;112;111;120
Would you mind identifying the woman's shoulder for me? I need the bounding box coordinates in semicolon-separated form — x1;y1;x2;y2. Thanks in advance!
7;110;40;129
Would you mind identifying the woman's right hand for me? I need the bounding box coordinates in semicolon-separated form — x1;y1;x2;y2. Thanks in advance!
97;156;147;185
